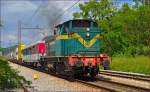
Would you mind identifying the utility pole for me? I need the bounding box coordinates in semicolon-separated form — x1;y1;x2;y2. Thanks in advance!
0;21;1;47
0;20;2;56
17;20;42;61
0;0;1;55
18;21;21;47
18;21;22;60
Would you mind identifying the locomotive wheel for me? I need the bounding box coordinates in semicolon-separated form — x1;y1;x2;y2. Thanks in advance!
67;69;75;81
89;68;95;79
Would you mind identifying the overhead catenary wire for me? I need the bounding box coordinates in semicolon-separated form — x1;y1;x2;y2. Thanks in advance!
23;1;44;26
24;0;81;27
18;0;81;47
53;0;81;25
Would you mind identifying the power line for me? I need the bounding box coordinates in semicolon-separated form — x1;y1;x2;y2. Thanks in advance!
53;0;81;25
24;0;80;26
20;0;81;45
24;2;44;26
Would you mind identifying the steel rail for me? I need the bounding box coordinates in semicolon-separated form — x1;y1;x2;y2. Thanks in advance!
96;77;150;92
75;79;118;92
100;70;150;77
100;70;150;81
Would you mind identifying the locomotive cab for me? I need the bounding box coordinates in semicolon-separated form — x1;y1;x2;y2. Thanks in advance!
54;19;100;56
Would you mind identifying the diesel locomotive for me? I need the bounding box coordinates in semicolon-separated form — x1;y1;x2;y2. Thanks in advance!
3;19;110;79
40;19;107;78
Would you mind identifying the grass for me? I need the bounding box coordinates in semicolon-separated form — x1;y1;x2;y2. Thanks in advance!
110;56;150;75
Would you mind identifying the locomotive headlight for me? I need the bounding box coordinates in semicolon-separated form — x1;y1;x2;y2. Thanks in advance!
86;28;90;31
86;33;90;38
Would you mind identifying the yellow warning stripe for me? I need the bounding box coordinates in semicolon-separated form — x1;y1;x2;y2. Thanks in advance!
49;33;101;48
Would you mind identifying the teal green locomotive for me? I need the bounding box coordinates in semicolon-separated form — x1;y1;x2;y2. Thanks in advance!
41;19;104;78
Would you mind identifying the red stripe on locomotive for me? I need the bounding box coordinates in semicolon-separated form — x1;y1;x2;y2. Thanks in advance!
68;55;101;67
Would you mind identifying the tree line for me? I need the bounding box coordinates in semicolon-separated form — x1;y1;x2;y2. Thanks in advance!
73;0;150;56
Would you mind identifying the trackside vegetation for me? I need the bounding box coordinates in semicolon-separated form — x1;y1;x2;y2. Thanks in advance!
73;0;150;74
0;57;30;90
110;56;150;74
73;0;150;56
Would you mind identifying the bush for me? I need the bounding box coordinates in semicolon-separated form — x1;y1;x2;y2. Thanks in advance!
0;57;30;90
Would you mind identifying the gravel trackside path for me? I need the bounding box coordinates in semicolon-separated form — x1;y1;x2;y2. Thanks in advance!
9;62;108;92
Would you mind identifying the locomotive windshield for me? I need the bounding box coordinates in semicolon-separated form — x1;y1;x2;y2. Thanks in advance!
72;20;90;28
93;22;98;27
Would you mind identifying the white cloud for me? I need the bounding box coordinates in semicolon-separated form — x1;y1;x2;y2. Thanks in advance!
1;0;84;47
2;33;18;47
4;35;17;41
48;1;76;11
2;0;38;14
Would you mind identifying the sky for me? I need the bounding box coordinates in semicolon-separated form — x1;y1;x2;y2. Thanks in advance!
0;0;133;48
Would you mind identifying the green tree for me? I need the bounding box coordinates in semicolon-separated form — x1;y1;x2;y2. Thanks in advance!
73;0;150;56
73;0;116;55
136;5;150;55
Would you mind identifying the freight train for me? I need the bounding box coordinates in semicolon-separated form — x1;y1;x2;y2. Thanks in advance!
3;19;110;79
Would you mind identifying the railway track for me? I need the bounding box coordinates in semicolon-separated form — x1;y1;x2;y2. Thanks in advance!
75;79;117;92
100;70;150;82
76;78;150;92
97;77;150;92
10;61;150;92
75;74;150;92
